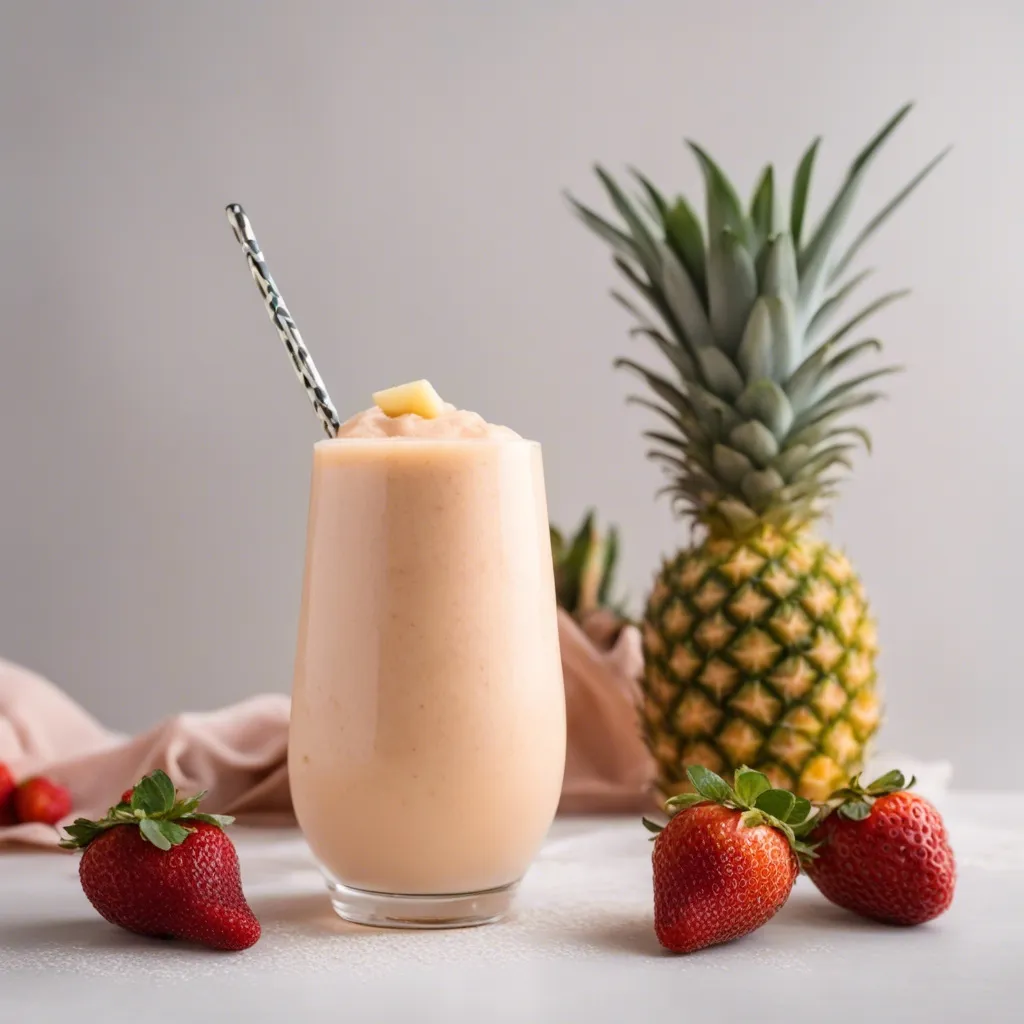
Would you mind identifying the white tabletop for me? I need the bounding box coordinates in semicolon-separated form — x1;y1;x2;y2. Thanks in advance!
2;792;1021;1023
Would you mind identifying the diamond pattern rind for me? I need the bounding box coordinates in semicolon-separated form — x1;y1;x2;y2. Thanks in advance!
640;529;880;801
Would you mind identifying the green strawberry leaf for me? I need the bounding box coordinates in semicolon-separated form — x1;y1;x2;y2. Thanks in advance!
642;817;665;835
865;769;906;793
838;798;873;821
755;788;796;821
139;817;171;850
787;796;813;826
733;766;771;807
774;820;798;847
664;793;705;813
139;817;193;851
740;808;765;829
182;812;235;829
59;819;106;848
793;837;819;860
167;793;205;819
131;770;176;817
686;765;735;804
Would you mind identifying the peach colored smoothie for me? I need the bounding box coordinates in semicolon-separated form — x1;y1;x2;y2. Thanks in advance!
288;391;566;927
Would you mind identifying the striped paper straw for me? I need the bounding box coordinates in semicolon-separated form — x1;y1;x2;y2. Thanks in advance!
225;203;340;437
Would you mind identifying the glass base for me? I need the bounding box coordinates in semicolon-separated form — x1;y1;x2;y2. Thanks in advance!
325;877;518;929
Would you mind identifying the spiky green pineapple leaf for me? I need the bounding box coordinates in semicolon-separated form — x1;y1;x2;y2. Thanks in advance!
549;525;565;559
615;358;693;420
736;299;774;385
695;346;744;400
715;497;761;532
594;165;661;272
788;421;874;455
629;325;696;381
818;290;910;350
597;526;619;606
760;234;798;301
784;443;857;480
807;268;875;341
629;167;670;221
790;445;856;483
819;338;885;381
729;419;780;465
566;195;637;257
798;104;914;314
791;391;886;435
812;366;903;411
772;444;812;480
707;230;758;355
687;142;753;250
713;443;755;485
628;396;705;441
786;337;884;411
663;197;707;303
735;379;794;438
741;467;786;509
554;510;595;611
749;164;776;247
829;147;950;284
790;136;820;249
612;257;671;326
657;244;714;351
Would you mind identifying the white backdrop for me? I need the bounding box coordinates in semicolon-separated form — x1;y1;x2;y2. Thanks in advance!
1;1;1020;786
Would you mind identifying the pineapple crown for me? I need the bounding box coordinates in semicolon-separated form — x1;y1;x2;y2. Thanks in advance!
551;509;621;618
570;103;948;536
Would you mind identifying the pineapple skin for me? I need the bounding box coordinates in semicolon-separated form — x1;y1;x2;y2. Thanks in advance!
641;527;881;802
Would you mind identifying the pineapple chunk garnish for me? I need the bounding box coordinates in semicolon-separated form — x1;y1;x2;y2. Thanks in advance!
372;379;445;419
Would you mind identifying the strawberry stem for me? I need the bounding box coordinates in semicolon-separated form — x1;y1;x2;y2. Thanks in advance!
60;770;234;851
657;764;818;857
818;768;915;823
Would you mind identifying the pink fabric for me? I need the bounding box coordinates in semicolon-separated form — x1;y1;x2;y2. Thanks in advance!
1;616;654;848
557;611;656;814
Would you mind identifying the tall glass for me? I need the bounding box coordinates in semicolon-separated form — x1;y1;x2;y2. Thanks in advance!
289;436;566;928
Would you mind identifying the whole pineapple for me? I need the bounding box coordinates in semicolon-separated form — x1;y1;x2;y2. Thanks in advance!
571;105;945;801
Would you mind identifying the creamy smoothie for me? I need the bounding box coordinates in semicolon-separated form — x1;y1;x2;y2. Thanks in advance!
288;385;566;926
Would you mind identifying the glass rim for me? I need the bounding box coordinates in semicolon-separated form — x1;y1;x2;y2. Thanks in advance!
313;436;541;449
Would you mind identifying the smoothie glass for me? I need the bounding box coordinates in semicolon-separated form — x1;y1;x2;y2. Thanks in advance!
289;432;566;928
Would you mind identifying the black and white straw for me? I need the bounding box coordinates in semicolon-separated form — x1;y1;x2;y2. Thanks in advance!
225;203;340;437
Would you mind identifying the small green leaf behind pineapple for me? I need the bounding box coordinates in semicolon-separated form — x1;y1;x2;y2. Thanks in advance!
551;510;634;647
551;509;622;615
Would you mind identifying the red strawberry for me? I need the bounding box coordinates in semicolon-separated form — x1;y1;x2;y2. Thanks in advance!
804;770;956;926
15;777;72;825
0;763;16;823
646;765;814;953
61;770;259;951
120;788;134;804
